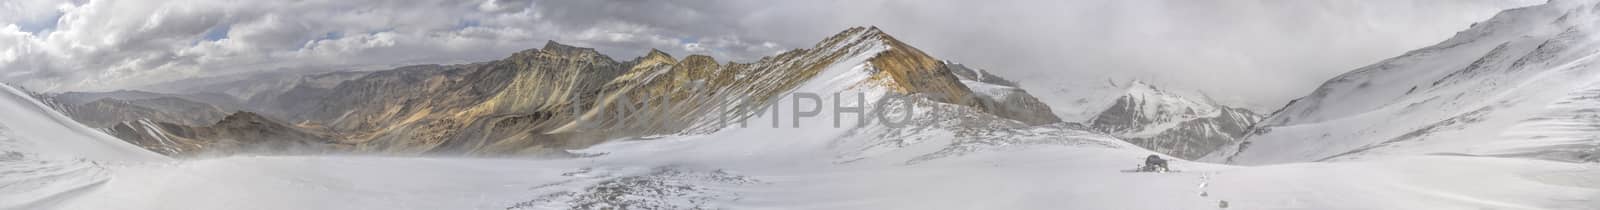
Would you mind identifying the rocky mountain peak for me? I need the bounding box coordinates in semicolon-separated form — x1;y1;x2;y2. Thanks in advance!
541;40;595;55
215;111;276;127
640;49;678;64
856;28;976;103
806;26;1063;125
859;26;891;39
501;41;616;63
814;27;871;48
679;55;719;67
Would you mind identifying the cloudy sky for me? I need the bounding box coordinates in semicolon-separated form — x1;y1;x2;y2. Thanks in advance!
0;0;1540;109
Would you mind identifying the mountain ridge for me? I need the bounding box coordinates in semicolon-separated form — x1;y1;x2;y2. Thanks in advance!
83;26;1064;157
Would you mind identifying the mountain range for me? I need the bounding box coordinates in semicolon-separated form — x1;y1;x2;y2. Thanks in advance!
54;27;1076;157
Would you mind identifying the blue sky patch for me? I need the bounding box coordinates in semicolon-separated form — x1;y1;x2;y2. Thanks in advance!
15;12;64;34
202;24;231;41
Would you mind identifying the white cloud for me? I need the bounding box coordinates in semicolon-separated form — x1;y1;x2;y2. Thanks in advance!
0;0;1542;110
0;0;795;91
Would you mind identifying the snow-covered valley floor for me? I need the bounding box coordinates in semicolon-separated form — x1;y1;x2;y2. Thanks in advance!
3;83;1599;210
10;146;1598;210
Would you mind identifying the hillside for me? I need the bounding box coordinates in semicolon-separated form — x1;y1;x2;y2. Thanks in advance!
1211;0;1600;165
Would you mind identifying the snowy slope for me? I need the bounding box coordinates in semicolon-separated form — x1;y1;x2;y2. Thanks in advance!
0;84;166;161
1213;0;1600;165
0;84;168;209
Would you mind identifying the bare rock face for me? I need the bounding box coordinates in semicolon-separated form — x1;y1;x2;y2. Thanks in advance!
97;27;1068;157
1088;81;1262;160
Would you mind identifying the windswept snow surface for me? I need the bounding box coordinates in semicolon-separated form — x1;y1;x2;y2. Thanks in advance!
0;84;167;209
6;19;1600;209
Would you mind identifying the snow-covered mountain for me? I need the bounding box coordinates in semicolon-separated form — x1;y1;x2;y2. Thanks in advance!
1090;81;1262;160
1210;0;1600;165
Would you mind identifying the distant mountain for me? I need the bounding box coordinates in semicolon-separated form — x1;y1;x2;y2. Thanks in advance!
51;90;244;110
141;70;372;102
106;112;345;157
244;71;374;118
42;89;248;134
1088;81;1262;159
62;97;231;128
1210;1;1600;164
99;27;1062;157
